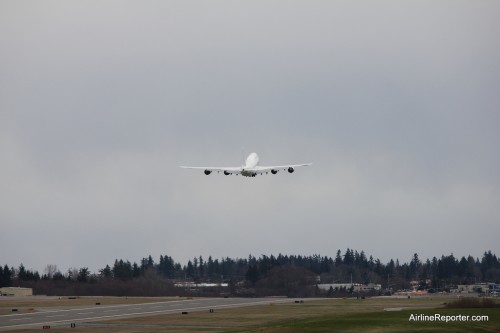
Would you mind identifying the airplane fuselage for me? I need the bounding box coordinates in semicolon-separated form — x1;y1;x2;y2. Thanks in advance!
241;152;260;177
244;152;260;168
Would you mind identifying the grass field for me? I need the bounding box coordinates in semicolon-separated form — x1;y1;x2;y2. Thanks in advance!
4;296;500;332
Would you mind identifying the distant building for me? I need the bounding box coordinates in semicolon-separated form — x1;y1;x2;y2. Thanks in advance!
353;283;382;292
0;287;33;296
457;283;499;294
317;283;353;291
490;284;500;292
317;283;381;292
174;282;228;288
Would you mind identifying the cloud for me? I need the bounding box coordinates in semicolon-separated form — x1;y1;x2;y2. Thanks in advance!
1;1;499;273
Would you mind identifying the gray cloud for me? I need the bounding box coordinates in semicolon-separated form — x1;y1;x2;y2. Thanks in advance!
1;1;499;273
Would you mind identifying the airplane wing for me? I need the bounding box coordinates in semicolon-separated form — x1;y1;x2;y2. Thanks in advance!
179;166;242;175
251;163;312;175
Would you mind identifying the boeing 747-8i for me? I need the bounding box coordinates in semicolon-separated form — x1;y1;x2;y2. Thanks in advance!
180;152;312;177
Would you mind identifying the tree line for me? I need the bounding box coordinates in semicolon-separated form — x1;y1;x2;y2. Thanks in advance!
1;250;499;297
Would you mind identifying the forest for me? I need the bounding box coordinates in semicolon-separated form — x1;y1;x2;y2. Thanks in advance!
1;249;499;297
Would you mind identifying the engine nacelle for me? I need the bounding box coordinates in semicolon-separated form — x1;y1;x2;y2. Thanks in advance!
204;169;212;175
271;169;278;175
224;170;230;175
288;167;294;173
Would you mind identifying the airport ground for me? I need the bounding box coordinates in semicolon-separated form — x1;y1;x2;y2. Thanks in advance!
1;295;499;332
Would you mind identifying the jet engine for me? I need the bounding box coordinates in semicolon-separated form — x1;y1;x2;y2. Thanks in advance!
204;170;212;175
288;167;294;173
224;171;230;175
271;169;278;175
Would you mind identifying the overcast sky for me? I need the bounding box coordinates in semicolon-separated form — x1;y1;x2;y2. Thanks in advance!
1;1;499;274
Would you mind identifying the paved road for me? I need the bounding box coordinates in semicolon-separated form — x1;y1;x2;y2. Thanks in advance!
0;297;296;331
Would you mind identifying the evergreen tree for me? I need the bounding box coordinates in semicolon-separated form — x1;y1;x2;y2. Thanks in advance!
198;255;204;278
409;253;421;279
99;265;112;279
343;248;354;265
335;250;343;266
207;256;215;279
77;268;90;282
386;259;395;276
113;259;133;280
17;264;27;280
186;260;195;278
245;264;259;285
0;266;10;286
132;262;141;278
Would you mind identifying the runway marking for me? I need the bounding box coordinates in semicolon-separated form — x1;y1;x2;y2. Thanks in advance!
77;312;93;315
0;298;298;331
0;298;191;317
47;314;65;318
10;318;32;321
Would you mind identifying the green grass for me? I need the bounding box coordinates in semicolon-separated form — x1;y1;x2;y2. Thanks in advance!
234;307;500;333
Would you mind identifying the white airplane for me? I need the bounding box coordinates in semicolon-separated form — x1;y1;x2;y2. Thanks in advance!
180;152;312;177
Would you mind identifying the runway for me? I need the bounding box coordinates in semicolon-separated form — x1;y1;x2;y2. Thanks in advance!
0;297;295;331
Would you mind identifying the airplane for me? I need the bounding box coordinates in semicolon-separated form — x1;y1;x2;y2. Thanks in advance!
180;152;312;177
